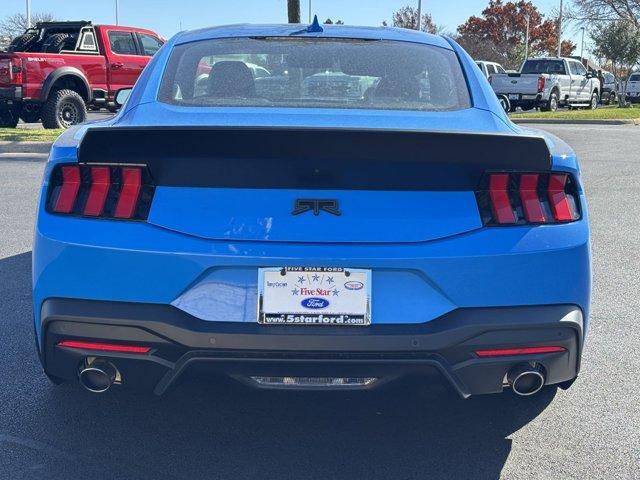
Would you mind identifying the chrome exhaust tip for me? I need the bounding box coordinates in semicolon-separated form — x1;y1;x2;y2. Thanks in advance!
78;359;118;393
507;363;546;396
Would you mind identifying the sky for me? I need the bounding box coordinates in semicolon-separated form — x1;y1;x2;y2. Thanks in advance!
5;0;588;50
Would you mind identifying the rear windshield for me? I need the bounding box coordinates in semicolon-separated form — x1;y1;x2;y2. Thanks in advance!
629;74;640;81
521;59;566;75
158;37;471;111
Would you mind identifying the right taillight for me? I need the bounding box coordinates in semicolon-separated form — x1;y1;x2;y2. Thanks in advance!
47;164;154;220
477;171;580;226
537;76;546;92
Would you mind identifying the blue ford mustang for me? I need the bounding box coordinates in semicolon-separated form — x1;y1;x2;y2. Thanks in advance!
33;22;591;397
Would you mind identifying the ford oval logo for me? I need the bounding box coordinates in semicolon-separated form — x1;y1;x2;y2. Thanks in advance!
301;297;329;309
344;281;364;291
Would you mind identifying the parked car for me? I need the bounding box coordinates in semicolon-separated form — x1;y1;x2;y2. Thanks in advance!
626;72;640;103
0;21;163;128
600;71;618;105
475;60;507;79
476;60;511;112
34;23;590;399
490;57;600;112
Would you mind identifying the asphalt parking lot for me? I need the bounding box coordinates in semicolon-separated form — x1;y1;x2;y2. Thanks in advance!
1;124;639;480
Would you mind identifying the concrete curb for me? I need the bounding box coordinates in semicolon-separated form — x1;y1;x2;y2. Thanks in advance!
0;152;49;161
512;118;639;125
0;141;53;154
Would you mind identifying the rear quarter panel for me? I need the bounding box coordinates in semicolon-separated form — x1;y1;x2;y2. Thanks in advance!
19;53;107;100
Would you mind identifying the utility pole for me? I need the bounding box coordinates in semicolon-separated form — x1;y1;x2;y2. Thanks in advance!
287;0;300;23
26;0;31;28
580;26;585;60
525;14;530;60
115;0;119;26
557;0;563;57
308;0;312;23
417;0;422;31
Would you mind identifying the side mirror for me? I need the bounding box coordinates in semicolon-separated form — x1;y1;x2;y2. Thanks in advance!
114;88;132;107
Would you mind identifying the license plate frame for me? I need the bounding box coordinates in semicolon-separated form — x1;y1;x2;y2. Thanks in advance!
258;267;371;326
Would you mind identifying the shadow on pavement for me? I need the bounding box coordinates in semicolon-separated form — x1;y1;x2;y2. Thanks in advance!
0;251;556;480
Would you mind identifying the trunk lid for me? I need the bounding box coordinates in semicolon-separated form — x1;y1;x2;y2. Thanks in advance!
78;126;551;243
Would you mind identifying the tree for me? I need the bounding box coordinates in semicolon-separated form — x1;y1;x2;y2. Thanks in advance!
591;20;640;102
287;0;300;23
571;0;639;28
0;12;55;39
457;1;575;69
390;5;439;34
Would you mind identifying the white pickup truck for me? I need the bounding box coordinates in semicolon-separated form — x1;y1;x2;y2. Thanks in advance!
490;57;601;112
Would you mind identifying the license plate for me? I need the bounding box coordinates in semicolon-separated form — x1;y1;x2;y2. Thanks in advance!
509;94;519;100
258;267;371;325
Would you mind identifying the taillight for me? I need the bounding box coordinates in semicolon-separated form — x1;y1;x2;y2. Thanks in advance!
477;171;580;226
537;76;545;92
547;174;575;222
10;57;23;84
83;166;110;216
114;167;142;218
488;174;515;224
52;165;81;213
47;164;154;220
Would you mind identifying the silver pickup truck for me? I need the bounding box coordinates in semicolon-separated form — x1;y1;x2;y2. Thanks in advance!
490;57;600;112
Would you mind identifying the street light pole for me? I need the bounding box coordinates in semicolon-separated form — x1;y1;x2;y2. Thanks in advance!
417;0;422;31
308;0;311;23
557;0;563;57
115;0;119;26
525;14;530;60
26;0;31;28
580;26;585;60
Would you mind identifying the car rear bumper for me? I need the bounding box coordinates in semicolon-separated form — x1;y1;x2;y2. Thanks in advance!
0;86;22;103
40;299;583;397
495;93;542;105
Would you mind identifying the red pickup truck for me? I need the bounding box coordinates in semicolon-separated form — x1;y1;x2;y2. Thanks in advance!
0;21;163;129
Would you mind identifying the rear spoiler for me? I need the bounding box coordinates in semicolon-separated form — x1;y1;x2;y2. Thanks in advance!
78;127;551;191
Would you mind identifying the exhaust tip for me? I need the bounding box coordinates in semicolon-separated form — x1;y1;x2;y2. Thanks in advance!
507;363;545;396
78;359;117;393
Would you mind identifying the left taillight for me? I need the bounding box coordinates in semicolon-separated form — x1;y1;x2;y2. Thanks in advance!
46;164;155;220
476;171;581;226
10;57;23;84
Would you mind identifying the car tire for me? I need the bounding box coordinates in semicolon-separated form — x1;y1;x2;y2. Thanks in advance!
497;95;510;114
590;92;599;110
0;110;19;128
608;92;616;105
541;92;559;112
107;104;120;114
41;89;87;129
8;32;38;52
